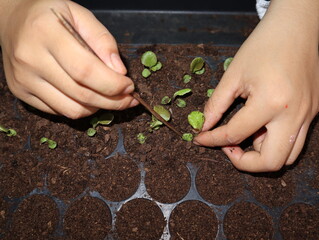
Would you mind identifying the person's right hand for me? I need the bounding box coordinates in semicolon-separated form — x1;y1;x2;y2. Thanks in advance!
0;0;138;119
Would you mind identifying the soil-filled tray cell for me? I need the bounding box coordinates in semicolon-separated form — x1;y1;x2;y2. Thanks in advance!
169;200;218;240
89;154;140;202
0;151;42;199
0;199;9;236
196;155;245;205
245;169;296;207
7;195;59;240
280;203;319;240
223;201;273;240
144;156;191;203
115;198;166;240
64;196;112;240
41;151;90;201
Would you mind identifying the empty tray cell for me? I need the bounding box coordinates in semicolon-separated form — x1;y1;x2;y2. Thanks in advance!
64;196;112;240
8;194;59;239
89;154;140;202
280;203;319;240
115;198;165;240
224;201;273;240
169;200;218;240
0;152;42;198
196;155;245;205
144;156;191;203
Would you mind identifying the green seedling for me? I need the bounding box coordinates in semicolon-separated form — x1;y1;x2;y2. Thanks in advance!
183;74;192;83
223;57;233;71
176;99;186;108
40;137;57;149
137;133;147;144
161;96;172;105
150;105;171;130
87;112;114;137
182;133;193;142
190;57;205;75
173;88;192;99
207;89;215;97
0;124;17;137
188;111;205;131
141;51;162;78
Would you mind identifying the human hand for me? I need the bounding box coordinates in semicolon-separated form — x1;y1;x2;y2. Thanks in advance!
194;0;319;172
0;0;138;119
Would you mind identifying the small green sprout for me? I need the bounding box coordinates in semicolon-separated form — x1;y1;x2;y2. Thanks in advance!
182;133;193;142
161;96;172;105
207;89;215;97
176;99;186;108
223;57;233;71
188;111;205;131
173;88;192;99
141;51;162;78
87;112;114;137
137;133;147;144
40;137;57;149
190;57;205;74
150;105;171;130
183;74;192;83
0;125;17;137
142;68;151;78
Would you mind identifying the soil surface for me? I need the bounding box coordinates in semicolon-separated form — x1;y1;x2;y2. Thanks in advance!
1;43;319;239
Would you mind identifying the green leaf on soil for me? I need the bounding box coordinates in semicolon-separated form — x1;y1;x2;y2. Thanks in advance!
207;89;214;97
182;133;193;142
151;61;162;72
173;88;192;99
223;57;233;71
137;133;147;144
142;68;152;78
161;96;172;105
183;74;192;83
188;111;205;131
190;57;205;73
141;51;158;68
176;98;186;108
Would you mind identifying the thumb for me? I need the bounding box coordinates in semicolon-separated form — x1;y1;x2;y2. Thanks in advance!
67;2;127;75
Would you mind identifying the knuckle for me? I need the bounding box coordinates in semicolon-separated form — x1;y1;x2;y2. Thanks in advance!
73;63;93;83
225;129;242;145
63;107;87;120
77;89;94;104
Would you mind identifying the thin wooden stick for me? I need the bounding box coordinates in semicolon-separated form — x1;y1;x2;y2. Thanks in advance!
51;8;183;137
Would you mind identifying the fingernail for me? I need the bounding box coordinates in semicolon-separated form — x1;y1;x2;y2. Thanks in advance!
124;84;135;94
111;53;126;74
129;99;140;108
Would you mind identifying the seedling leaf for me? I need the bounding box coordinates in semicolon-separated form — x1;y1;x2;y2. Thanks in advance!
223;57;233;71
194;67;205;75
87;128;97;137
151;61;162;72
161;96;172;105
182;133;193;142
90;117;99;129
190;57;205;73
142;68;151;78
97;112;114;125
153;105;171;121
137;133;147;144
173;88;192;99
207;89;214;97
0;125;17;137
141;51;157;68
176;99;186;108
183;74;192;83
188;111;205;131
40;137;57;149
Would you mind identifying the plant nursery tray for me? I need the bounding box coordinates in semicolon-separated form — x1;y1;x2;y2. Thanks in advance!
0;11;319;240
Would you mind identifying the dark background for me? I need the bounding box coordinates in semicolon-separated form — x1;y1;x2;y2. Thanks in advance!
74;0;256;12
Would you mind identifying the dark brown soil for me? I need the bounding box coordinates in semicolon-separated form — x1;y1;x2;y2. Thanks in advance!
169;200;218;240
245;169;296;207
280;203;319;240
89;154;140;202
196;154;245;205
64;196;112;240
145;155;191;203
0;199;9;235
223;201;274;240
7;195;59;240
115;198;166;240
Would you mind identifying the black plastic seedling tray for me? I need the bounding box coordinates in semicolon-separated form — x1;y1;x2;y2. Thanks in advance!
1;10;319;240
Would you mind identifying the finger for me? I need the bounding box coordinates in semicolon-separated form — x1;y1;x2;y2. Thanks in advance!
27;77;98;119
195;100;271;147
39;54;139;110
252;127;267;152
202;71;241;131
285;123;309;165
67;2;127;75
223;120;300;172
48;14;134;97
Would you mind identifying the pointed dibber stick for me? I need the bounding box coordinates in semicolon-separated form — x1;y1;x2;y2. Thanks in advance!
50;8;183;137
